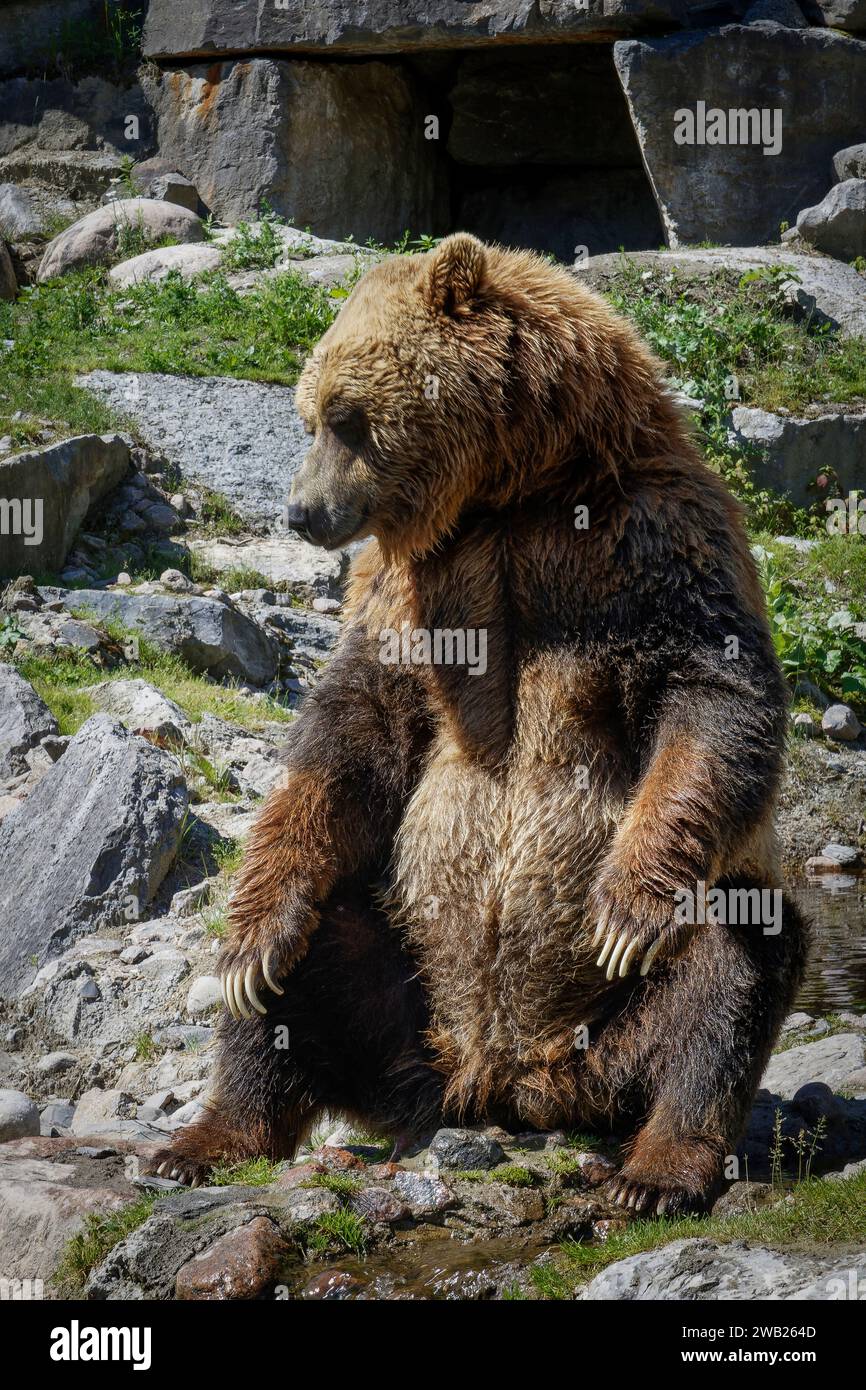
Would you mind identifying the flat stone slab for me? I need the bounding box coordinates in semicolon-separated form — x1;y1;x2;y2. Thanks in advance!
575;246;866;340
143;0;688;60
761;1033;866;1098
80;371;306;530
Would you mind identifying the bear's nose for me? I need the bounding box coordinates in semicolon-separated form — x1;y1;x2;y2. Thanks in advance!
284;502;310;534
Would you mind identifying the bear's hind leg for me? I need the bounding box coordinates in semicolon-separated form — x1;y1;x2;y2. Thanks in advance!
146;887;442;1186
589;886;808;1216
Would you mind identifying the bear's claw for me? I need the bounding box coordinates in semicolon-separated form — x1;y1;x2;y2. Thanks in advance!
222;949;284;1020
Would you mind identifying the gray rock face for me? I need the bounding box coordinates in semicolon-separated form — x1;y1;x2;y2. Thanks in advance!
0;665;58;782
0;182;42;238
743;0;808;23
81;371;306;531
761;1033;866;1097
729;408;866;507
614;25;866;246
0;433;129;579
53;588;279;685
145;58;443;239
190;536;348;598
579;1237;866;1299
0;73;155;162
0;714;188;997
797;179;866;261
834;144;866;182
143;0;691;59
37;199;204;282
575;245;866;340
807;0;866;29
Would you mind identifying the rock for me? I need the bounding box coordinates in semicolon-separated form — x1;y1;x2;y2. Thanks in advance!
729;409;866;508
277;1187;341;1224
461;1180;546;1228
0;433;129;579
159;569;197;593
0;183;42;238
81;371;313;533
299;1268;361;1299
790;1081;843;1124
0;715;188;996
109;242;223;288
36;1051;77;1076
743;0;808;23
144;58;442;240
761;1033;866;1097
834;144;866;182
135;949;190;989
613;26;866;247
808;0;866;31
142;0;687;58
579;1237;866;1300
0;665;58;782
70;1089;136;1137
392;1170;455;1218
429;1128;505;1171
0;239;15;300
792;712;817;738
37;199;204;282
575;245;866;340
40;1102;75;1136
52;589;279;686
191;536;348;599
175;1216;289;1299
0;1089;39;1140
186;976;222;1016
83;679;191;741
822;842;863;867
797;179;866;261
822;703;863;741
350;1186;411;1225
783;1011;815;1033
0;1136;133;1282
148;173;200;213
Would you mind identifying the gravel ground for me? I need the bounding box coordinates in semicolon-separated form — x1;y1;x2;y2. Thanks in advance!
81;370;307;530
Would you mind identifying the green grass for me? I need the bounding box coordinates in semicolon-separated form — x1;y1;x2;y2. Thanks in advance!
753;539;866;711
196;489;247;539
532;1172;866;1299
490;1165;539;1187
54;1193;156;1296
132;1031;156;1062
545;1149;584;1177
209;1157;286;1187
604;260;866;536
0;264;338;442
14;636;294;738
307;1209;367;1256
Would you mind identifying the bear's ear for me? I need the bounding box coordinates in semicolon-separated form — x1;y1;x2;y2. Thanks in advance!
424;233;486;315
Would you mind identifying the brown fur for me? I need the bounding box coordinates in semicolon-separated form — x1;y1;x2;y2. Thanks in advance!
149;236;807;1212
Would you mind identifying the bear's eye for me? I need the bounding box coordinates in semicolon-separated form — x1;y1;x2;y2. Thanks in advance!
327;406;367;449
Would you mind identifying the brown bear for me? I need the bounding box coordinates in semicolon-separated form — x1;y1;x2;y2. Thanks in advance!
149;234;807;1215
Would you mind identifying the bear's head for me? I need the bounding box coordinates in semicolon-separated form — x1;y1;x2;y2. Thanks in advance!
290;233;672;560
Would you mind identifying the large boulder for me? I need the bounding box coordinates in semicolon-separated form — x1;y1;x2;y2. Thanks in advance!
144;58;444;239
142;0;693;59
613;25;866;246
0;665;58;782
0;714;188;996
834;144;866;182
805;0;866;29
37;198;204;282
579;1237;866;1300
82;679;192;741
109;242;222;288
729;408;866;506
761;1033;866;1098
797;179;866;261
52;588;279;685
0;433;130;579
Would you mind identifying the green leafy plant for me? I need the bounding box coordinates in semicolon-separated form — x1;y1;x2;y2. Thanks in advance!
756;549;866;708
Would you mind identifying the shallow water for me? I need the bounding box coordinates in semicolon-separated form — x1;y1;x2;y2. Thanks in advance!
793;879;866;1013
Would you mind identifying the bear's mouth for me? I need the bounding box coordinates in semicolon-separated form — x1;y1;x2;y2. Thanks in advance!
286;502;371;550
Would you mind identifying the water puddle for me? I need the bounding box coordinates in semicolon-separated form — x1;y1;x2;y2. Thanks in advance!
792;879;866;1012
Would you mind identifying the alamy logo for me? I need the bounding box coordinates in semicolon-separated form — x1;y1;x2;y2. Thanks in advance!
50;1320;152;1371
0;1276;43;1299
0;497;43;546
674;102;782;156
379;624;487;676
674;880;783;935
